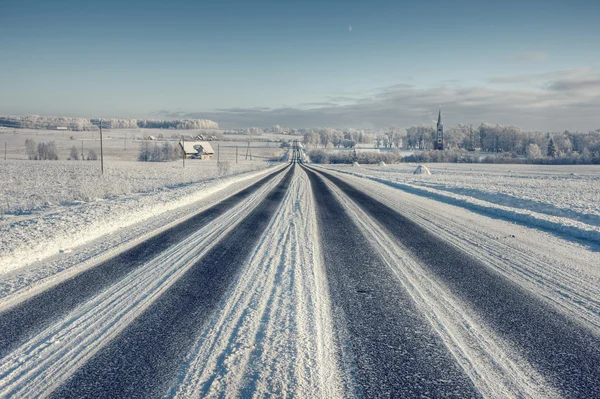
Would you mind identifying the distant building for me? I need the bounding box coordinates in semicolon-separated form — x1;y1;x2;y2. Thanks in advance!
56;126;68;131
179;141;215;159
434;109;444;150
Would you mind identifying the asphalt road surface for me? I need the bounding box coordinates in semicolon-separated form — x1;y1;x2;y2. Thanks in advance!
0;166;285;358
313;167;600;398
302;164;481;398
49;166;294;398
2;153;599;398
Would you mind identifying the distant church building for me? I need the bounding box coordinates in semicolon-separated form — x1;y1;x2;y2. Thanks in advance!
434;109;444;150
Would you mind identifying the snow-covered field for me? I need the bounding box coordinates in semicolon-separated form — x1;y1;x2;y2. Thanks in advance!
321;163;600;245
0;127;287;214
0;163;281;297
0;160;269;214
0;128;291;162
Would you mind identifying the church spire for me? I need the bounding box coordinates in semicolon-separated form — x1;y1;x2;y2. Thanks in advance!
434;107;444;150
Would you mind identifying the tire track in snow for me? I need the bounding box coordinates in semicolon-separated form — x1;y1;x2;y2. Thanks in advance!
323;167;600;244
165;165;344;399
319;167;600;335
302;165;481;398
0;167;290;399
47;166;294;399
0;166;285;357
313;167;560;398
314;167;600;398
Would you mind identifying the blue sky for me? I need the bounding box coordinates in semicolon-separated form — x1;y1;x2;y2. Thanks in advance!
1;0;600;130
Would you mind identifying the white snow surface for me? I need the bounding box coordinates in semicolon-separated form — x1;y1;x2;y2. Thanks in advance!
0;168;288;398
1;162;599;398
0;164;280;295
315;169;561;398
166;166;343;398
317;166;600;335
321;163;600;244
0;160;266;214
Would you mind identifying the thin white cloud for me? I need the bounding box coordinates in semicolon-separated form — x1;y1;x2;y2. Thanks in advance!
154;67;600;131
489;67;593;85
507;51;549;63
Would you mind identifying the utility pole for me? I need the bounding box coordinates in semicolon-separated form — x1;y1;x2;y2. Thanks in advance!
124;138;127;151
182;136;185;168
81;140;84;160
99;118;104;175
245;135;253;160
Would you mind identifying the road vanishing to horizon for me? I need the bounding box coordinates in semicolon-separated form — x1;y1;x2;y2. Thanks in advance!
2;0;600;396
1;144;599;398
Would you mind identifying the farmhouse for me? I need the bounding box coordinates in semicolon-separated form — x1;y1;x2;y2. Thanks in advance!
179;141;215;159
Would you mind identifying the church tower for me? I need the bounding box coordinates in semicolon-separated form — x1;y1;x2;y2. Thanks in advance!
434;108;444;150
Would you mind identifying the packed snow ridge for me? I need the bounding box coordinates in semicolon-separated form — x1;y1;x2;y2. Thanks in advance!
0;165;277;276
321;163;600;245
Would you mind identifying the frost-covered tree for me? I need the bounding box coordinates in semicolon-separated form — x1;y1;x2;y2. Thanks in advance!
390;126;406;148
406;125;436;150
138;142;180;162
36;141;59;160
69;145;79;160
25;139;37;160
526;143;542;159
138;142;151;162
547;138;557;157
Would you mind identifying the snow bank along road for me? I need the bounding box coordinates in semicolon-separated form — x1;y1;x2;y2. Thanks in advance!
1;156;599;398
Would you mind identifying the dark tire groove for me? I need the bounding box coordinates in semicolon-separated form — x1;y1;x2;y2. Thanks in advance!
0;166;285;357
314;166;600;398
48;165;294;399
302;165;480;398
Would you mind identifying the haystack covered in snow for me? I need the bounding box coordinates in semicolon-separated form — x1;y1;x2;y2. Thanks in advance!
413;164;431;175
352;161;360;167
378;161;386;167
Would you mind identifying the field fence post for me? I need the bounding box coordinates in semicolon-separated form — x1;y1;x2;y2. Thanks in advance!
99;118;104;175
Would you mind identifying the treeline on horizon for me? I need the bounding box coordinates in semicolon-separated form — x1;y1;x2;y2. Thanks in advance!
301;124;600;165
0;115;219;130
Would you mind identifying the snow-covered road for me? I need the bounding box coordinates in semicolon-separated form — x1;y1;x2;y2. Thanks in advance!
1;157;599;398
